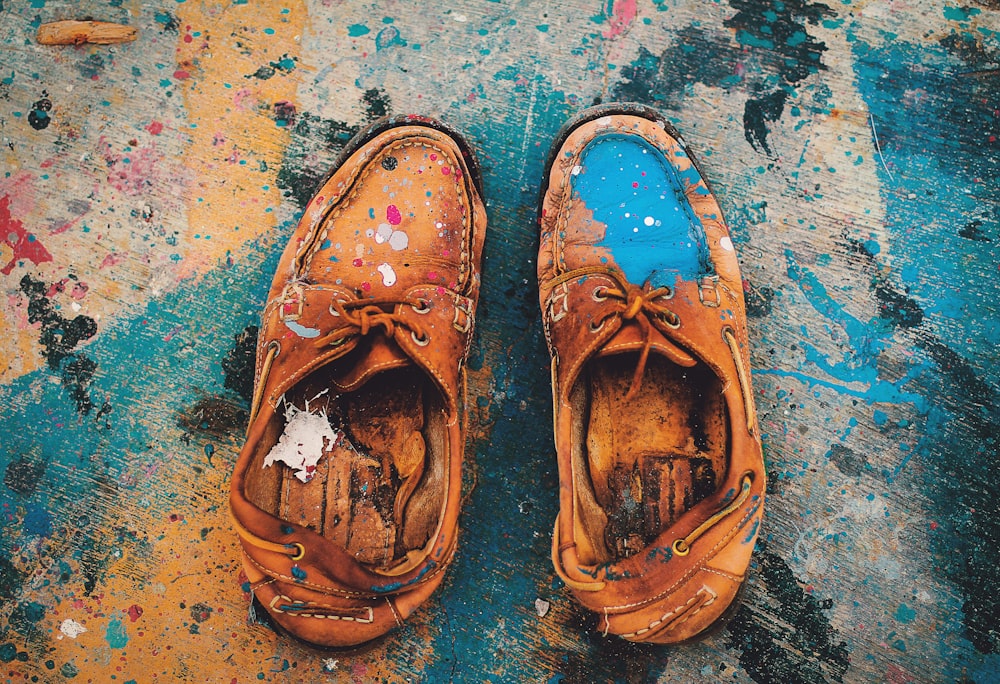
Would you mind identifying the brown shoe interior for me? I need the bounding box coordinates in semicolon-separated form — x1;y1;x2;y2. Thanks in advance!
572;352;729;565
243;365;447;570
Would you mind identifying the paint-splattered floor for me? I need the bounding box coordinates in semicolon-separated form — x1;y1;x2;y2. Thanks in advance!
1;0;998;681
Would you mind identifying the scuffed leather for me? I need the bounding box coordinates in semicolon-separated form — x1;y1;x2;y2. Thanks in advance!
230;118;486;649
538;108;766;644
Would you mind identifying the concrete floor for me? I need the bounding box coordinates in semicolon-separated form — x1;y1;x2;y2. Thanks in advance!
1;0;998;681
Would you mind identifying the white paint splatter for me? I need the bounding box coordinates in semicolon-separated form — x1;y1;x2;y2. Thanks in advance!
388;230;409;251
720;236;734;252
377;262;397;286
571;165;582;176
263;404;341;483
534;598;550;618
644;216;655;226
375;222;393;244
60;619;87;639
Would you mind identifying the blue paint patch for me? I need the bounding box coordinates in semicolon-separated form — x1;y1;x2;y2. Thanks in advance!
284;320;320;338
291;565;307;581
105;616;128;649
22;506;52;537
572;134;707;287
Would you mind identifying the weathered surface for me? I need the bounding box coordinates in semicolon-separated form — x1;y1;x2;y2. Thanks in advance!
0;0;997;680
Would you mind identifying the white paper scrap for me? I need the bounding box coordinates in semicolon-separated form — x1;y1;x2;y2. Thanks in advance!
263;404;340;483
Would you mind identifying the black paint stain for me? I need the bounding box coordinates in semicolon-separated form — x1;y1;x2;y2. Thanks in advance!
76;52;106;80
613;28;741;107
8;601;45;637
19;274;99;415
276;89;392;209
27;96;51;130
178;397;248;437
0;556;22;601
4;456;46;495
155;10;180;33
725;0;834;155
826;443;869;478
873;283;923;329
246;54;297;81
959;220;992;242
726;546;850;683
745;281;775;318
221;325;258;403
273;100;297;128
743;89;787;157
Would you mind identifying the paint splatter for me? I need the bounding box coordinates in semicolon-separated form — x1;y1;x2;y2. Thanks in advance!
18;275;99;415
377;262;397;286
28;96;52;130
104;616;128;649
59;620;87;639
1;196;53;274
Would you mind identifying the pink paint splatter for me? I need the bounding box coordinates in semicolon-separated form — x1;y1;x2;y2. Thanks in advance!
603;0;637;39
100;253;126;269
174;69;191;80
442;166;451;175
127;605;144;622
0;196;53;275
386;204;402;226
352;258;363;267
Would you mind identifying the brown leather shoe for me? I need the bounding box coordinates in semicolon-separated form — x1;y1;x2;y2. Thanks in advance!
537;104;765;644
229;115;486;649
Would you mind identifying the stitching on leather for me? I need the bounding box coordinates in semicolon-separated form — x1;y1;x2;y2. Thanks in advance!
386;597;404;627
299;140;471;291
700;565;745;583
605;499;761;612
267;594;375;623
241;548;367;597
618;586;717;639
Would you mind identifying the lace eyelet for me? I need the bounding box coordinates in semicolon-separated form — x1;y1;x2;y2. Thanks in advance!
672;539;690;557
659;286;675;301
411;331;430;346
328;299;347;316
660;312;681;329
592;287;608;302
288;542;305;561
411;298;432;314
266;339;281;357
589;319;605;333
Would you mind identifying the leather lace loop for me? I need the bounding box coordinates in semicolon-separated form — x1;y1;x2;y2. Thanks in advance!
317;297;429;349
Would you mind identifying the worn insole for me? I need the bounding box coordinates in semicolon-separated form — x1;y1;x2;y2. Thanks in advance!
273;366;434;568
586;353;728;560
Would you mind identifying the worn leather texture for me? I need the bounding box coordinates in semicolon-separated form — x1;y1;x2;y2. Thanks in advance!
229;117;486;649
537;105;766;644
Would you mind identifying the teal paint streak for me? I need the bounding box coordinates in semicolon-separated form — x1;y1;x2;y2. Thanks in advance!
347;23;370;37
573;134;705;286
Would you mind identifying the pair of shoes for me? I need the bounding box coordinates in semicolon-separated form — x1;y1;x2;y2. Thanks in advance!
228;105;765;649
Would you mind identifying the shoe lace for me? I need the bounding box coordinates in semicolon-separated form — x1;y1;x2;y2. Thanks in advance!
315;297;430;349
544;266;680;401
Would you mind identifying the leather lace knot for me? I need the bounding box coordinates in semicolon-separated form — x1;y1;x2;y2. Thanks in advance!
315;297;429;349
545;266;681;401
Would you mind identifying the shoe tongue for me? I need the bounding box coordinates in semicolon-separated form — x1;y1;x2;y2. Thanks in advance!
327;335;412;392
596;320;699;367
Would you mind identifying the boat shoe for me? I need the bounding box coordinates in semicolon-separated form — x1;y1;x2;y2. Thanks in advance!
537;103;765;644
229;115;486;649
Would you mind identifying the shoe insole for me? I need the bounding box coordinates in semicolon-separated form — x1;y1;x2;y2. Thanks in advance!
585;353;728;561
251;366;442;569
